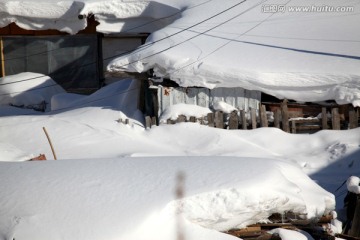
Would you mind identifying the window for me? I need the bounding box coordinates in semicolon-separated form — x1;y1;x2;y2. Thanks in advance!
1;35;102;91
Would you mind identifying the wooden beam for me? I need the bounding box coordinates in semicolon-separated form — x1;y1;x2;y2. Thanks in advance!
274;108;281;129
281;99;290;132
349;106;359;129
251;108;257;129
322;107;328;130
240;110;247;130
332;108;341;130
151;116;157;126
349;198;360;238
207;112;214;127
226;226;262;238
259;104;268;127
0;37;5;77
229;110;239;129
291;120;296;133
215;111;224;129
177;115;186;123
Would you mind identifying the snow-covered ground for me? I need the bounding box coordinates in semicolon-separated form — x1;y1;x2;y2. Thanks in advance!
1;77;359;240
1;0;359;239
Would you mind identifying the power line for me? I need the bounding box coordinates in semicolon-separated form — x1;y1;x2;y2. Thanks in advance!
111;0;264;70
101;0;250;62
0;74;50;86
0;83;59;97
0;0;214;63
120;0;214;33
0;0;252;89
163;0;291;78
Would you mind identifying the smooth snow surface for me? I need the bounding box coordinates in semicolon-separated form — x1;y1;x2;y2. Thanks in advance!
1;78;360;240
0;157;333;240
0;72;65;112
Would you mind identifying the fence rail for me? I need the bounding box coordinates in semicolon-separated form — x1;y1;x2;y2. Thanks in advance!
145;101;360;133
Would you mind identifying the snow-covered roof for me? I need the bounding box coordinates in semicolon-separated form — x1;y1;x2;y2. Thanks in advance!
0;0;186;34
1;0;360;105
107;0;360;106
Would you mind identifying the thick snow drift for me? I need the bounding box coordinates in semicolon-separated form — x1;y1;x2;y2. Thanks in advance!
0;72;65;113
0;157;334;240
0;78;359;240
108;0;360;106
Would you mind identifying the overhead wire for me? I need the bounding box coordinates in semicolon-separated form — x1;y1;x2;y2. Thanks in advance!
0;83;59;97
162;0;292;78
0;0;249;91
0;0;214;63
101;0;249;62
109;0;262;70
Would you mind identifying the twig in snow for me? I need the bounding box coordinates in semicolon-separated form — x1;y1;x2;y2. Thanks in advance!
42;127;57;160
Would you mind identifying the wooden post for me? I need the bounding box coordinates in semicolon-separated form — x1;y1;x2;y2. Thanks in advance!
349;106;359;129
177;115;186;123
207;112;214;127
349;198;360;237
259;104;268;127
291;120;296;133
332;108;341;130
151;116;157;126
229;110;239;129
240;110;247;130
145;116;152;128
322;107;328;130
251;108;257;129
274;108;281;129
214;111;224;129
281;100;290;133
199;117;205;125
0;37;5;77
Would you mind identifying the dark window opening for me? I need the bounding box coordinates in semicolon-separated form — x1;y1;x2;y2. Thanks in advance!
2;35;103;92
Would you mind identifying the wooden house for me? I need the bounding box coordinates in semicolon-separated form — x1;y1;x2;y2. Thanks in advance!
0;16;148;93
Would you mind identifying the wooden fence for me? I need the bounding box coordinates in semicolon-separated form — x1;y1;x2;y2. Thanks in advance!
145;101;360;133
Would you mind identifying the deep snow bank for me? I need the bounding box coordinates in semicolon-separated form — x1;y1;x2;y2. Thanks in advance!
108;0;360;106
0;157;334;240
0;72;65;113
